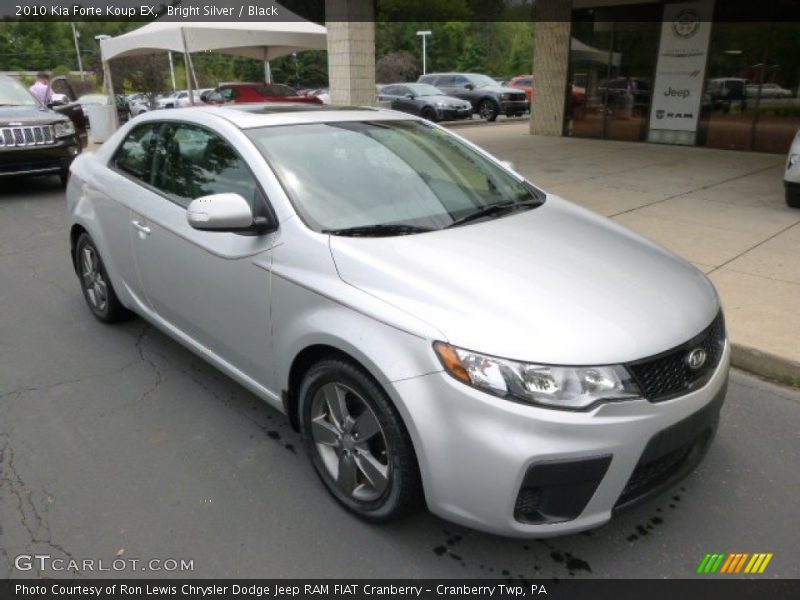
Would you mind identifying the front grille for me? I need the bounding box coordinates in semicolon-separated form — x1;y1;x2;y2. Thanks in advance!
510;93;526;102
626;312;725;402
0;125;56;148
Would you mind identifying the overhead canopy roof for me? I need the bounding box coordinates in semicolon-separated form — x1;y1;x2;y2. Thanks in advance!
100;18;327;62
570;37;621;67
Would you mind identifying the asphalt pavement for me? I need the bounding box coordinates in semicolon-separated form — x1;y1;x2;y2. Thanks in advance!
1;176;799;579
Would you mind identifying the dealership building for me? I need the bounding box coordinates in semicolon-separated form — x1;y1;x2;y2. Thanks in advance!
528;0;800;154
327;0;799;154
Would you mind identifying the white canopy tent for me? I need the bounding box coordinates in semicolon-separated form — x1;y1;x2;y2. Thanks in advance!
98;14;327;127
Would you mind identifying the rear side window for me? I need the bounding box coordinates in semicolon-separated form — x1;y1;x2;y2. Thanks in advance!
113;123;159;183
435;76;455;87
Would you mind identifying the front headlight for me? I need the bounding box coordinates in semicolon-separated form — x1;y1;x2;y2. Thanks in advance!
788;154;800;169
499;93;510;101
53;120;76;138
435;101;448;108
434;342;641;410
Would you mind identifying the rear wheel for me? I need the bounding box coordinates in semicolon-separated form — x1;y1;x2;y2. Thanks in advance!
479;99;499;122
299;359;422;522
75;233;131;323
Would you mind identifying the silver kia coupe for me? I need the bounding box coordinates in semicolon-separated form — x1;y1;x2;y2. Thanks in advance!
66;104;729;537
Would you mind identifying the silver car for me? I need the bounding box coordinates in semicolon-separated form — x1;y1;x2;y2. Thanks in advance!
66;105;729;537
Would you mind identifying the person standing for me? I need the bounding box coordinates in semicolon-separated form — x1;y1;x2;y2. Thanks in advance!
29;72;52;105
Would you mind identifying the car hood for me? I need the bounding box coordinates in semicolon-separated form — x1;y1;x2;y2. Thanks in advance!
0;104;62;125
329;196;719;365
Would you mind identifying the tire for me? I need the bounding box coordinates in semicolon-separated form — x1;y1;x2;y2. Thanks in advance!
787;188;800;209
479;99;499;122
420;106;438;122
75;233;131;323
299;358;422;522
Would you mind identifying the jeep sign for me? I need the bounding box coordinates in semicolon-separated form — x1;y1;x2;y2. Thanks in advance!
648;0;714;143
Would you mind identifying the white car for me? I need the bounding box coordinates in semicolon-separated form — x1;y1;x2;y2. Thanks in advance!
785;130;800;208
66;104;728;537
746;83;793;99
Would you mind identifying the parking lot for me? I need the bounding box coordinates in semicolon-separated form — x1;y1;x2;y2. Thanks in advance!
1;158;799;579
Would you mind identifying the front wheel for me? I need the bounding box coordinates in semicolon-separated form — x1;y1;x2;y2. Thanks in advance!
479;99;499;122
420;106;438;122
299;359;422;522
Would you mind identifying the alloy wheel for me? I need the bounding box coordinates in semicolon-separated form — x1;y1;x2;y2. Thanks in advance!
310;382;390;502
80;245;108;313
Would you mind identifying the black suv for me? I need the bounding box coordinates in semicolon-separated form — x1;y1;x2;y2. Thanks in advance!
0;76;86;186
417;73;529;121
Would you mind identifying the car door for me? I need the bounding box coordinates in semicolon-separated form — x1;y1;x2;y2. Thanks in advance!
50;76;87;146
434;75;458;97
130;122;278;390
389;86;420;115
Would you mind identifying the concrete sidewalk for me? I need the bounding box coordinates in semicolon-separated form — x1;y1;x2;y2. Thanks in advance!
454;122;800;383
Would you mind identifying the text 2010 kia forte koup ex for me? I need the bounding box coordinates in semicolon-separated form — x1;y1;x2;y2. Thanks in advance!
66;105;729;537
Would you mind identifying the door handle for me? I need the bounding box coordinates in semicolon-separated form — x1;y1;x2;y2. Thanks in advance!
132;220;151;235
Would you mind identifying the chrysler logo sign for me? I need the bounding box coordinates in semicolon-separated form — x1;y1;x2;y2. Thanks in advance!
686;348;707;370
672;9;700;39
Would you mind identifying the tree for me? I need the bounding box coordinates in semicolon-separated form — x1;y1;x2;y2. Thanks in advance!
376;51;418;83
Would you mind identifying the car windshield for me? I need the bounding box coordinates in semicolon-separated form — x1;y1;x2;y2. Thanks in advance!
408;84;443;96
248;120;543;234
0;78;38;106
467;74;498;88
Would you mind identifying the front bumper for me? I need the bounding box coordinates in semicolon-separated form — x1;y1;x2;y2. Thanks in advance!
388;342;730;537
437;106;473;120
0;137;81;178
499;99;530;114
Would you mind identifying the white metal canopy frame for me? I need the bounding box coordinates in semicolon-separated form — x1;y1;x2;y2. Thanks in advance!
98;8;327;126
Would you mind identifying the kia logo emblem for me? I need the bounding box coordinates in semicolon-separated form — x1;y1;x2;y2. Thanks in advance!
686;348;707;370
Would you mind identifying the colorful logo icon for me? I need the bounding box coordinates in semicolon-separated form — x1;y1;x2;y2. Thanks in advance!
697;553;773;574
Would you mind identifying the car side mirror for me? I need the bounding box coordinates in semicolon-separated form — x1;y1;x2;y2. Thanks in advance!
47;100;67;108
186;193;262;232
405;93;416;99
465;83;475;90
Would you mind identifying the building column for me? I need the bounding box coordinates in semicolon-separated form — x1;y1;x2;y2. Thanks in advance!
530;0;572;136
325;0;376;106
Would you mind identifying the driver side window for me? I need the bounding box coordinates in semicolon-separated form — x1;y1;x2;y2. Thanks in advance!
150;124;258;210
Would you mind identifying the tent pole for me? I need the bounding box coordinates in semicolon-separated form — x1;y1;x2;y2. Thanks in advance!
181;27;195;105
102;59;119;130
263;48;271;83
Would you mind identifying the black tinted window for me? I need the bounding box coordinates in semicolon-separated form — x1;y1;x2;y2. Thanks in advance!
151;124;258;209
114;124;159;182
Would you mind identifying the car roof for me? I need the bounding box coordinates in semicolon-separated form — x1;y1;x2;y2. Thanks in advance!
140;103;416;129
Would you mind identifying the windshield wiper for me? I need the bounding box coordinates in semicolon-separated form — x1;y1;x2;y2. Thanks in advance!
446;199;542;229
323;224;434;237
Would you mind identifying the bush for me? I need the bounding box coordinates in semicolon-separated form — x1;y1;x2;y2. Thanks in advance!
376;51;418;84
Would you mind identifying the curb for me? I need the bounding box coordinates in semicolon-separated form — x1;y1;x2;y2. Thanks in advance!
730;343;800;386
443;116;530;130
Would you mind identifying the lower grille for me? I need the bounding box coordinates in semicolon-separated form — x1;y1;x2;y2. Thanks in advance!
627;312;725;402
0;125;55;148
614;378;726;510
617;431;708;506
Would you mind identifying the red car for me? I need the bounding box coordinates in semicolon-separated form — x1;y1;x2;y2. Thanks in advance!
205;83;323;105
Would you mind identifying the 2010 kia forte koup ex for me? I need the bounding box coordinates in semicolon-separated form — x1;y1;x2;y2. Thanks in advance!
67;104;729;537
